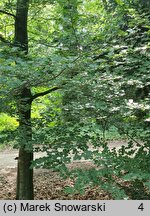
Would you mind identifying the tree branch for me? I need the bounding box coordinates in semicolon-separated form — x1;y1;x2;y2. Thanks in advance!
0;34;11;45
115;125;146;149
33;55;81;88
0;34;7;42
32;86;61;100
0;9;16;18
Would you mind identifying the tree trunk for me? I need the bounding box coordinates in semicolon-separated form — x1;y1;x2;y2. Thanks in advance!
14;0;34;200
16;86;33;200
15;0;29;53
16;147;33;199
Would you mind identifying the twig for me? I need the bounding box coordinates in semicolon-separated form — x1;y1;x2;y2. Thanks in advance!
0;9;16;18
115;125;147;148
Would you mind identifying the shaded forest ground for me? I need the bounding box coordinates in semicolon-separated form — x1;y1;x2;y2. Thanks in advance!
0;167;111;200
1;140;149;200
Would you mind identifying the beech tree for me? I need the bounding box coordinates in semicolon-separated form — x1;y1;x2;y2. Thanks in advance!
0;0;149;200
0;0;59;199
0;0;81;199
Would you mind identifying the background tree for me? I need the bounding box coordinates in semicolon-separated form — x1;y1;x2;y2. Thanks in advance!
33;0;150;199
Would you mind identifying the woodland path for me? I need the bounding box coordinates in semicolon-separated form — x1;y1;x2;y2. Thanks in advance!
0;140;128;169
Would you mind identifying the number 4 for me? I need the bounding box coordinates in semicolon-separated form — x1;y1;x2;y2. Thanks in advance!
138;203;144;211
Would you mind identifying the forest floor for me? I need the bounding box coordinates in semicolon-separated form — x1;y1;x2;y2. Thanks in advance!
0;140;135;200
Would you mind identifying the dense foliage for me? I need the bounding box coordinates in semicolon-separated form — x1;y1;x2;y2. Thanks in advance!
0;0;150;199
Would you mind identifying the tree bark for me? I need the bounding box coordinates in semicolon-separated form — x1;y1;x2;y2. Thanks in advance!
16;147;33;200
15;0;29;53
15;85;33;200
14;0;34;200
